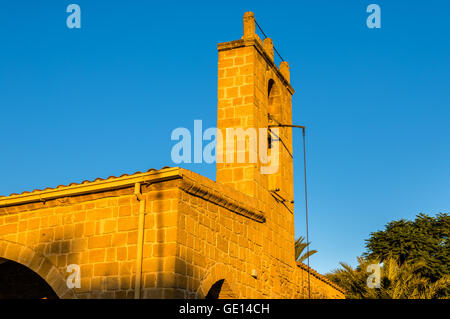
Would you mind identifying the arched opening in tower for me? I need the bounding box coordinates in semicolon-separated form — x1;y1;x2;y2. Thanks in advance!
0;258;59;299
268;78;282;117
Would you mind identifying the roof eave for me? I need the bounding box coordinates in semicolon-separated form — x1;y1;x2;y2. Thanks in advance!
0;167;181;208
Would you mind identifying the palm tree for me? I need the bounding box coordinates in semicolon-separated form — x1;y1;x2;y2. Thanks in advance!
326;256;450;299
295;236;318;263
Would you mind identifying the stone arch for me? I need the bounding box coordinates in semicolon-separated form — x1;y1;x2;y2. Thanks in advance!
0;239;76;299
196;263;238;299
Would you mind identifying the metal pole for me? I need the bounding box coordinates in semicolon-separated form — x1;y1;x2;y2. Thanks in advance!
268;123;311;298
302;128;311;299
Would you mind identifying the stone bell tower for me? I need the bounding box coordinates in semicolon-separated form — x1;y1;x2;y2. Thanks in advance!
216;12;295;211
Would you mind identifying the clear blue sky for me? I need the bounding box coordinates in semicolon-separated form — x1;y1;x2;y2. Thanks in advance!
1;1;449;274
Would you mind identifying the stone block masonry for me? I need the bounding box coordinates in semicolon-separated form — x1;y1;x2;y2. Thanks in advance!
0;12;344;299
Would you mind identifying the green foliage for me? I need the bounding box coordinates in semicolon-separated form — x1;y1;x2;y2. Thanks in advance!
295;236;317;263
365;213;449;282
327;256;450;299
328;213;450;298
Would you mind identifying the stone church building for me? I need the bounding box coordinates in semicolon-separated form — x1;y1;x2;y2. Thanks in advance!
0;12;344;299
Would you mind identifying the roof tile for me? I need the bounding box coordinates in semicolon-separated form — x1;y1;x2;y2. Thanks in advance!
0;166;172;198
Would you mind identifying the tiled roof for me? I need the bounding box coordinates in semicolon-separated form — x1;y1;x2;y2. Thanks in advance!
0;166;172;198
296;262;345;294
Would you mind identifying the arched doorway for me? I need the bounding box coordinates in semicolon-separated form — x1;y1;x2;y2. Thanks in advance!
205;279;236;299
0;258;58;299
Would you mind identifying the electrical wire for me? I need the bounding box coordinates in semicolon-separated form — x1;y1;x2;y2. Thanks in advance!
255;20;285;62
